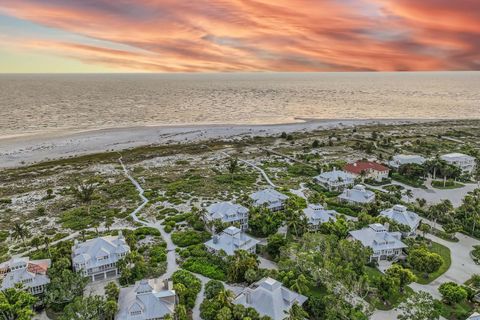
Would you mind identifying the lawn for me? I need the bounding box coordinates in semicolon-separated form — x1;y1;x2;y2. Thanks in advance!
431;180;464;189
391;173;426;188
413;241;451;285
438;300;475;320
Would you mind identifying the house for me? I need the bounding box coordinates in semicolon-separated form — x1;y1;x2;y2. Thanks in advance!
314;169;355;191
233;277;307;320
0;257;50;295
204;226;259;255
249;188;288;211
72;231;130;282
467;312;480;320
389;154;426;168
344;161;390;182
380;205;421;236
116;278;176;320
338;184;375;205
303;204;338;230
205;201;249;231
441;153;476;174
348;223;407;262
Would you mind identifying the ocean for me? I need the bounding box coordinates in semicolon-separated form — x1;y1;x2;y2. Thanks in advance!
1;72;479;139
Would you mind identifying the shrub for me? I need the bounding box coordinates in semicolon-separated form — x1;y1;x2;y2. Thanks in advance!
408;247;443;273
172;270;202;310
171;230;211;247
439;282;468;304
182;257;226;280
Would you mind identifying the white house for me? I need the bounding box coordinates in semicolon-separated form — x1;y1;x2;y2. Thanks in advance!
72;232;130;282
344;161;390;182
467;312;480;320
389;154;426;168
204;226;259;255
303;204;338;230
0;257;50;295
249;188;288;211
441;153;476;174
338;184;375;205
380;205;421;236
349;223;407;262
205;201;249;230
234;277;307;320
116;278;176;320
314;170;355;191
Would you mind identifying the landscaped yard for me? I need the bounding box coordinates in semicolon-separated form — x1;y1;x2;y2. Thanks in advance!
413;241;451;285
391;172;426;188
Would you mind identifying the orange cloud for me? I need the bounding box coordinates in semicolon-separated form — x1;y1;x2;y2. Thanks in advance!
0;0;478;71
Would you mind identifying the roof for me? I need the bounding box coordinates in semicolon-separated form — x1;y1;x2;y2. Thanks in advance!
441;153;475;161
390;154;426;167
206;201;248;221
344;161;389;175
467;312;480;320
250;189;288;207
338;184;375;204
0;257;51;291
72;233;130;270
303;204;338;225
380;205;421;231
234;277;307;320
349;224;407;252
204;227;259;255
314;170;355;183
116;279;176;320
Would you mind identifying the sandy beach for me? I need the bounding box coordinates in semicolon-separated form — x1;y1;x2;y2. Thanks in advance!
0;119;424;169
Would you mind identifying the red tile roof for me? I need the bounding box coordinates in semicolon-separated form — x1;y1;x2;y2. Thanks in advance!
344;161;389;175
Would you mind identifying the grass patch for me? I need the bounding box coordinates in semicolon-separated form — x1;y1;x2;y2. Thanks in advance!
431;180;464;189
438;300;474;320
391;173;426;188
413;241;451;284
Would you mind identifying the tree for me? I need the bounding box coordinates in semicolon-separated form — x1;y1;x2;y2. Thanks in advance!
438;282;468;305
11;222;30;247
227;157;239;176
289;274;310;295
398;291;440;320
427;200;453;229
0;286;37;320
60;296;116;320
374;274;399;302
312;140;320;148
216;307;233;320
266;234;287;258
418;223;431;238
227;250;259;283
216;289;234;307
46;258;88;311
408;247;443;274
104;282;119;301
385;265;416;292
284;302;309;320
204;280;224;300
30;237;41;251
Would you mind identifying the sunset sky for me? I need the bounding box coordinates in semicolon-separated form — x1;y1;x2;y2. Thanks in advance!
0;0;479;73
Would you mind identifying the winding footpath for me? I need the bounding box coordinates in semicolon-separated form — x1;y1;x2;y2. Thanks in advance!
119;155;246;320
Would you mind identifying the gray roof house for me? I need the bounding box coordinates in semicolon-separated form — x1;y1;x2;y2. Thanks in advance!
303;204;338;230
467;312;480;320
116;278;176;320
72;232;130;281
204;226;259;255
250;188;288;211
314;170;355;191
389;154;426;168
338;184;375;205
0;257;51;295
234;277;307;320
380;205;421;236
441;153;476;174
205;201;249;230
349;223;407;262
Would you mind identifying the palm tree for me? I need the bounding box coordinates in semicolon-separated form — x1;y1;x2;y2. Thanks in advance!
11;222;30;246
283;302;308;320
30;237;41;251
80;230;87;242
43;236;51;257
216;289;234;307
227;157;239;176
289;274;310;295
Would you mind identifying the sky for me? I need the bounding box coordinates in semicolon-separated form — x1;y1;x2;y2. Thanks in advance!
0;0;479;73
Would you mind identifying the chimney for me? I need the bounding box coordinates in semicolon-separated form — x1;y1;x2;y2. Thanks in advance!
213;235;219;244
245;289;252;304
384;222;390;232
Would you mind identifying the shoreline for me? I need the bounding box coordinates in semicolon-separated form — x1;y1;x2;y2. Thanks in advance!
0;118;437;169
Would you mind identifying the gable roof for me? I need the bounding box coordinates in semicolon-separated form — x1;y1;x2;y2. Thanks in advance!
338;184;375;204
349;224;407;251
250;189;288;206
206;201;248;220
116;279;176;320
344;161;389;175
303;204;337;225
234;277;307;320
380;205;421;231
72;234;130;269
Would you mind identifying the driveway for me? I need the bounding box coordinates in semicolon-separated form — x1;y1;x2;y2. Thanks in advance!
409;232;480;299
